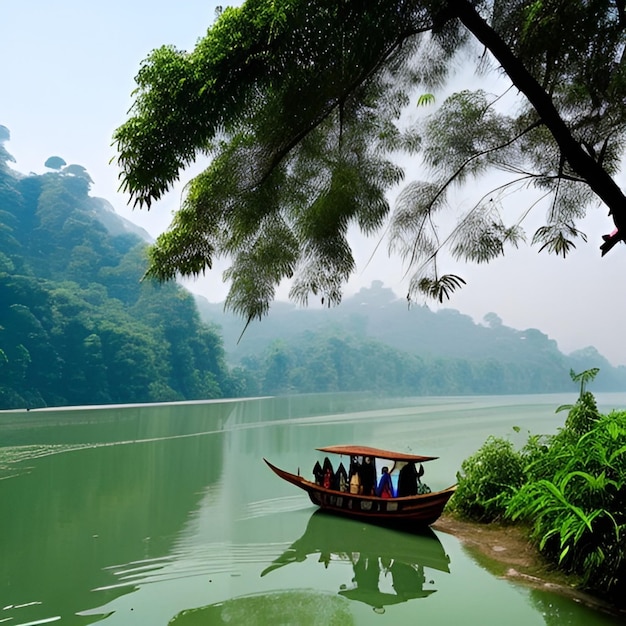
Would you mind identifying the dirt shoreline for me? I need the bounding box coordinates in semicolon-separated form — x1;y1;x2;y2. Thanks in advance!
432;514;624;619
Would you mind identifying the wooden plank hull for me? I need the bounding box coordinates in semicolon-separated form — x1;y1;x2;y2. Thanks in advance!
264;458;456;527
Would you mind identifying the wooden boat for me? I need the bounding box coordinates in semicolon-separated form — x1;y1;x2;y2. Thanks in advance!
264;444;457;526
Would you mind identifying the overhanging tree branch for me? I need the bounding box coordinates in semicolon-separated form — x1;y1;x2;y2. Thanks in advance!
401;117;543;267
246;25;434;193
452;0;626;254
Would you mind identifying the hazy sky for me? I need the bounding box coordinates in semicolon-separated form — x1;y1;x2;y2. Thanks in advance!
3;1;626;367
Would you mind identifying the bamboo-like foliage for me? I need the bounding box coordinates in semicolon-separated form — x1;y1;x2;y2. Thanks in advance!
507;408;626;600
453;369;626;605
117;0;461;319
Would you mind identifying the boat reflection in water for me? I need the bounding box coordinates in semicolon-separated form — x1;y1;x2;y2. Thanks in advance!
262;511;451;612
168;512;452;624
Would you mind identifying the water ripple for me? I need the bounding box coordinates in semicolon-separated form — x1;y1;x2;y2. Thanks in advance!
0;445;87;479
94;538;295;594
0;601;60;626
242;495;310;520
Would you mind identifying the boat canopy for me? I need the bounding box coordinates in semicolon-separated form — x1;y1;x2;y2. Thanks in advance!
316;445;438;463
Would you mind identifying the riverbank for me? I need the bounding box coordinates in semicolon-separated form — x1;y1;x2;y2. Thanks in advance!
432;514;624;619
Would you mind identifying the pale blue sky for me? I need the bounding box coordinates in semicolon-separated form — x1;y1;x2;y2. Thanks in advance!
2;2;625;367
3;0;218;224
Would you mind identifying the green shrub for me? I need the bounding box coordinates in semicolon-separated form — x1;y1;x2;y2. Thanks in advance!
454;369;626;606
556;368;601;438
450;436;525;522
507;408;626;605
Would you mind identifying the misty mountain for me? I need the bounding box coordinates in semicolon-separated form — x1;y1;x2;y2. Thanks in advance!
86;196;152;242
196;281;626;393
3;122;623;407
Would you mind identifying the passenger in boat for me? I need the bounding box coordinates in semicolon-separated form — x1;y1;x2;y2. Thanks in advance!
312;460;324;485
322;456;334;489
413;463;432;494
322;456;334;473
359;456;377;496
323;467;332;489
349;472;361;494
348;456;361;494
335;461;349;492
377;466;394;498
397;461;419;497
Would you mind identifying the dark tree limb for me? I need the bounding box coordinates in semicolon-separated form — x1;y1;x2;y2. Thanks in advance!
451;0;626;255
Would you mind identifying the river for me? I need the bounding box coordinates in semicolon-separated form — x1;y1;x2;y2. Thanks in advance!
1;392;625;625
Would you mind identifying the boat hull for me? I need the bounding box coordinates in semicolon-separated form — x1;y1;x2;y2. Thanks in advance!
264;459;456;527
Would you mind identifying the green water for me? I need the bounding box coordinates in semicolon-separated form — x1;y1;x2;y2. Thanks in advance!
1;393;625;625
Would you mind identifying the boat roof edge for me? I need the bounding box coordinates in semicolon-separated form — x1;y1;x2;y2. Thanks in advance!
316;445;438;463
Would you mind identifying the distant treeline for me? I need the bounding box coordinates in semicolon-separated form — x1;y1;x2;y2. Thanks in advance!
1;127;624;410
199;284;626;396
233;330;625;397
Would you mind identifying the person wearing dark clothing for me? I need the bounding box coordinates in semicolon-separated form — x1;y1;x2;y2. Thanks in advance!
312;460;324;485
397;462;419;497
348;455;362;494
322;456;334;489
323;467;332;488
359;456;377;496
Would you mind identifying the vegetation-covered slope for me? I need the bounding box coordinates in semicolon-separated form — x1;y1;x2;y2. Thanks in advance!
0;129;245;409
2;124;623;408
451;370;626;608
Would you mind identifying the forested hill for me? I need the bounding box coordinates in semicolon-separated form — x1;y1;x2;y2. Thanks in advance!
0;128;248;410
2;122;623;409
197;281;626;394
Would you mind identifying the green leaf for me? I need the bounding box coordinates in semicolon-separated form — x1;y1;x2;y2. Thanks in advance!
417;93;435;107
417;274;467;303
555;403;573;413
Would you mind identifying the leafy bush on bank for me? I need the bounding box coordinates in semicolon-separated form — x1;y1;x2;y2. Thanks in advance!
450;369;626;606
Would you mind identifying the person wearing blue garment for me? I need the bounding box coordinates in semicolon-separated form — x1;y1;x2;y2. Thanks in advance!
377;466;394;498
